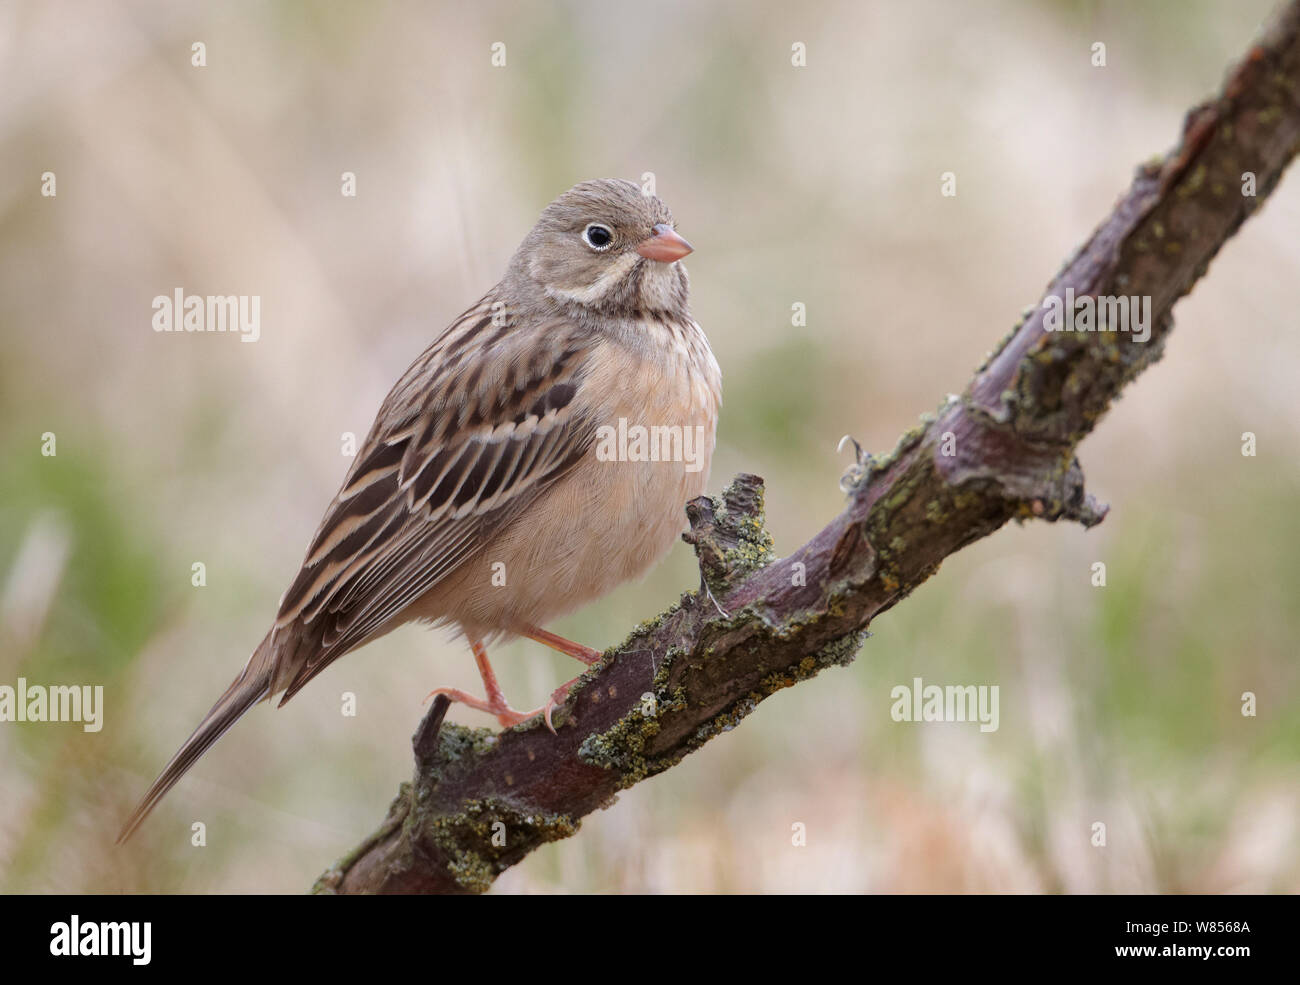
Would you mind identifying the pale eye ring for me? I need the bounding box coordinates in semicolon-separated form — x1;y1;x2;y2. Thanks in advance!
582;223;613;251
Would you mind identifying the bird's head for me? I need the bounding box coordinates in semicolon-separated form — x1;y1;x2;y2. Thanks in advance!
509;178;692;319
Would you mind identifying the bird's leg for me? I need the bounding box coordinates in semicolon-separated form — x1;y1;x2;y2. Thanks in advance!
428;629;606;734
521;625;602;665
426;638;534;729
521;624;605;732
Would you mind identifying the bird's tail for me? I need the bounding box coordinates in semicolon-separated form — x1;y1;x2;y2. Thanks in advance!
116;632;277;844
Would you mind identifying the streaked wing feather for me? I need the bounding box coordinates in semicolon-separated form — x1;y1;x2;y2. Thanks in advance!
272;297;597;699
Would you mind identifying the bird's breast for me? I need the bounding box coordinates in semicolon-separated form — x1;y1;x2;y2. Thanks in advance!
563;314;721;581
441;315;721;639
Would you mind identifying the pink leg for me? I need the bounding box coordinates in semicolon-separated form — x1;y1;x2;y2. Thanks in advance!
427;633;604;734
521;624;605;732
522;624;602;665
427;639;533;728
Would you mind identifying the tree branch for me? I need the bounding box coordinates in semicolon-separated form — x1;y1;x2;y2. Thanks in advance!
314;1;1300;894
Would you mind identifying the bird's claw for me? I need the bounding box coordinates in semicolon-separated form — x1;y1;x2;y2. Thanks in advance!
424;686;533;729
541;681;578;734
426;682;577;733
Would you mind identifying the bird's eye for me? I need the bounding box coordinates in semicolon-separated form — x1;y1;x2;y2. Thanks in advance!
582;224;613;251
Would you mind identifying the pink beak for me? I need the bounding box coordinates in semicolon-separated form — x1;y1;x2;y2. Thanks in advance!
636;223;693;263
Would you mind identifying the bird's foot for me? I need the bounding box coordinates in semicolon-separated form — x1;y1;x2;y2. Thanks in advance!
540;675;588;734
424;686;534;729
427;633;600;733
518;626;603;730
425;637;538;728
424;678;581;734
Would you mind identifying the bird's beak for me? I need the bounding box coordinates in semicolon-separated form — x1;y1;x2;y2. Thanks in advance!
636;223;693;263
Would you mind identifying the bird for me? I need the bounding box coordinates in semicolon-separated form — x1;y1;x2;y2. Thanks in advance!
117;178;721;842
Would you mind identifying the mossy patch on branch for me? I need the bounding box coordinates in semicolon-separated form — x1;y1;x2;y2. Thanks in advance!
419;796;578;894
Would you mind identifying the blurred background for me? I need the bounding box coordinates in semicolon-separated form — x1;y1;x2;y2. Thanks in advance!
1;0;1297;894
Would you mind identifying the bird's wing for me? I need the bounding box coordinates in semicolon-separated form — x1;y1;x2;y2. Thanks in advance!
270;294;599;700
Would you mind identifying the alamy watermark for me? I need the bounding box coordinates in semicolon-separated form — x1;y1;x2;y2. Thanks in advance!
1043;288;1151;343
0;678;103;732
595;418;708;473
890;676;999;733
152;289;260;342
50;915;150;965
